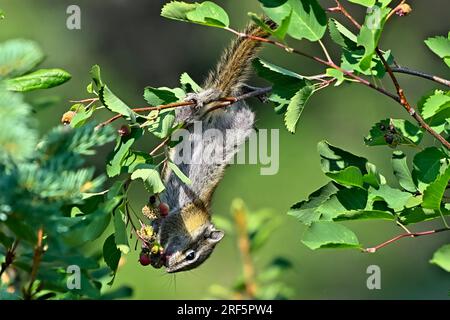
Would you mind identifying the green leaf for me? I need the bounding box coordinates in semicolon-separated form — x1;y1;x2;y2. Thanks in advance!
106;129;142;178
326;68;346;86
90;64;103;88
347;0;375;6
161;1;229;28
114;208;130;254
131;164;165;194
333;210;394;222
364;119;423;147
326;166;364;188
392;151;417;193
328;18;357;49
5;68;71;92
180;72;202;93
356;4;390;70
99;85;135;120
413;147;448;192
143;86;183;106
317;187;368;220
167;161;191;184
425;34;450;68
260;0;327;42
341;47;394;77
70;107;94;128
368;185;412;212
284;84;313;133
317;140;368;174
421;90;450;119
288;182;338;225
249;11;292;41
253;58;306;115
430;244;450;272
0;39;44;78
422;165;450;210
103;234;121;280
145;108;177;139
302;221;360;250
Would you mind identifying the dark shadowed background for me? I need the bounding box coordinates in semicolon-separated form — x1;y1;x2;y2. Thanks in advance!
0;0;449;299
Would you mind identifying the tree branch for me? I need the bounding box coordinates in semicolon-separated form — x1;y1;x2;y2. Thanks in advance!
391;66;450;87
363;227;450;253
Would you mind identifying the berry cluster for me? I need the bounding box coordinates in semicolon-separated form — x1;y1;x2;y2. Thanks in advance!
137;196;170;268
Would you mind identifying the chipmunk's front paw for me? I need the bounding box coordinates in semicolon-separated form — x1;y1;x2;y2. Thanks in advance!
185;89;221;112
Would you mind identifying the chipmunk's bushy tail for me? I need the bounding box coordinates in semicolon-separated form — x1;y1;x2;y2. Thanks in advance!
203;19;275;96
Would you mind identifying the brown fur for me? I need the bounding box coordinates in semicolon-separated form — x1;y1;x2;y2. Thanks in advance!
203;21;273;95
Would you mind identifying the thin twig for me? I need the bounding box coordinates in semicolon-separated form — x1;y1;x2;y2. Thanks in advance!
95;101;194;130
391;66;450;87
363;228;450;253
318;39;333;63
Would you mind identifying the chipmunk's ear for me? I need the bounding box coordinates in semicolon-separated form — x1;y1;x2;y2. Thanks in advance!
207;229;224;244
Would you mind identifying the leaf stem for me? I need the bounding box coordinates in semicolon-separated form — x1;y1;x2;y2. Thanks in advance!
363;227;450;253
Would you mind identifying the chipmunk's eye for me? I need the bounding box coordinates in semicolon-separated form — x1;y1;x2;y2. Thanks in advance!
186;250;196;261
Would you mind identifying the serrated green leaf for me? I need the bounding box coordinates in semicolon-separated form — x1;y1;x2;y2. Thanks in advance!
161;1;229;28
328;18;357;49
422;165;450;210
249;11;292;41
284;84;313;133
131;164;165;194
5;68;71;92
99;85;134;120
421;90;450;119
430;244;450;272
180;72;202;93
302;221;360;250
392;151;417;193
260;0;327;41
341;47;394;77
425;35;450;68
333;210;394;222
0;39;44;78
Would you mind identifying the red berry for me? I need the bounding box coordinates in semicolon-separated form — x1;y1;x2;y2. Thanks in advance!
139;253;151;266
118;125;131;137
159;202;169;217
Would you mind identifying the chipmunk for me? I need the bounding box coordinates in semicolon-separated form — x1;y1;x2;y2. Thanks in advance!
154;21;273;273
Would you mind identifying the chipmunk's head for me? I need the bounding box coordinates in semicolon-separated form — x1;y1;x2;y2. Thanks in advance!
157;201;224;273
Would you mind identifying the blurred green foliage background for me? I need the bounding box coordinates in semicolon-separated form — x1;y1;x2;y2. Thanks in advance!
0;0;449;299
